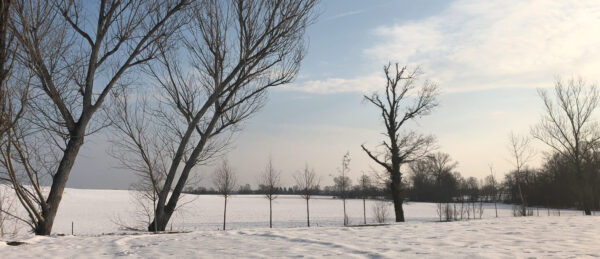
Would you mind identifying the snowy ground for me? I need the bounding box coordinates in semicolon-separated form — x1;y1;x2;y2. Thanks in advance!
2;216;600;258
0;188;598;258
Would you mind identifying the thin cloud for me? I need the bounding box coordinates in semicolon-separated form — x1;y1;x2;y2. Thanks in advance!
365;0;600;92
324;9;365;21
283;73;384;94
290;0;600;95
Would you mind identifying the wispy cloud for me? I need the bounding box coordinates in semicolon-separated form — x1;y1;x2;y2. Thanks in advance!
324;9;366;21
284;73;385;94
292;0;600;94
365;0;600;92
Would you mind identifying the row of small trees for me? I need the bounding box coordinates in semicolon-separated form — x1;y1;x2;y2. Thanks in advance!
204;155;387;230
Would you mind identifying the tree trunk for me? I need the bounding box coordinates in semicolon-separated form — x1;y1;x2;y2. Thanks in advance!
363;198;366;225
343;198;347;226
153;194;157;233
269;199;272;228
494;201;498;218
517;183;527;216
390;179;405;222
36;133;85;235
306;198;310;227
584;207;591;215
223;197;227;230
583;190;592;215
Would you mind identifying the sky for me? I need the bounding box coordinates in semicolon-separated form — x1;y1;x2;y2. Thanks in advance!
68;0;600;189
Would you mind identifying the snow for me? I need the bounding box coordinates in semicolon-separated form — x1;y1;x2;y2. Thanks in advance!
2;216;600;258
0;188;598;258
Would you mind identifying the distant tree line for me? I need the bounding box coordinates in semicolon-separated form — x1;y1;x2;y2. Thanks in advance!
503;151;600;211
184;181;390;199
404;151;600;213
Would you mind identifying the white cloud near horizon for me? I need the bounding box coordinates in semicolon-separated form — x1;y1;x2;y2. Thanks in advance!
285;73;385;94
292;0;600;94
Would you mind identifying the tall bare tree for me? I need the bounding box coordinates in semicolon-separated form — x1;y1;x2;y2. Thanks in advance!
507;132;535;216
358;172;372;225
486;164;499;218
143;0;318;231
532;78;600;215
294;164;319;227
362;64;438;222
213;160;236;231
334;151;351;225
4;0;190;235
260;157;280;228
107;88;171;232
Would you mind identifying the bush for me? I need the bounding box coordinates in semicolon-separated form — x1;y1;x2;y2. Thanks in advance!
372;200;389;223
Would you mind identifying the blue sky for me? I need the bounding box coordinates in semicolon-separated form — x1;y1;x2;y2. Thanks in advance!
69;0;600;189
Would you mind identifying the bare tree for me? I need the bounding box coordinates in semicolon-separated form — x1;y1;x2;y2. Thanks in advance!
260;157;280;228
362;64;438;222
5;0;190;235
358;172;372;225
487;164;499;218
107;88;171;232
532;78;600;215
372;200;389;224
213;160;237;231
507;132;535;216
425;152;458;221
294;164;319;227
334;151;351;225
142;0;318;231
1;0;29;138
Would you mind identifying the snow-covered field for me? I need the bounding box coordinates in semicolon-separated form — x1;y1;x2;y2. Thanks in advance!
0;188;598;258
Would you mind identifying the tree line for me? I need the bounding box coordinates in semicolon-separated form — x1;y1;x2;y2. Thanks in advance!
185;174;388;199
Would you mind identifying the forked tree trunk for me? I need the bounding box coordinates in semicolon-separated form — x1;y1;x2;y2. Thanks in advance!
35;133;85;235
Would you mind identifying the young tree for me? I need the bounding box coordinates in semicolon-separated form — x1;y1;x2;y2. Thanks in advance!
358;173;372;225
294;164;319;227
5;0;190;235
372;200;389;224
427;153;458;221
334;152;351;225
143;0;318;231
107;89;171;232
213;160;237;231
507;132;535;216
532;78;600;215
260;157;280;228
362;64;439;222
486;164;499;218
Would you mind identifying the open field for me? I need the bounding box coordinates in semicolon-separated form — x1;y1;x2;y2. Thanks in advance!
1;188;598;258
0;187;584;235
1;215;599;258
